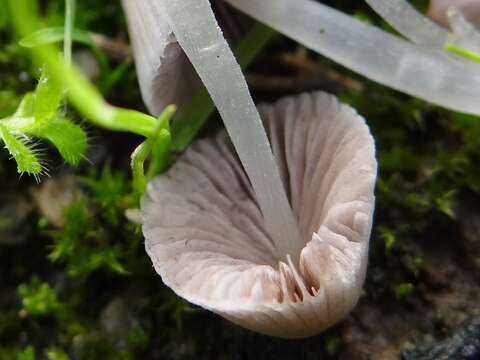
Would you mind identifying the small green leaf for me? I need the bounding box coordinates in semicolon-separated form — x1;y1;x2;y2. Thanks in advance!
19;26;92;48
13;93;35;118
34;71;63;122
2;93;36;131
0;124;42;175
32;116;87;165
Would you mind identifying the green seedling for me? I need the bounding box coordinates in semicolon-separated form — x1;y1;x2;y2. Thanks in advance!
7;0;173;192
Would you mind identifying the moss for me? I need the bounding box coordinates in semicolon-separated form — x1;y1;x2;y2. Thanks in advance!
17;276;61;317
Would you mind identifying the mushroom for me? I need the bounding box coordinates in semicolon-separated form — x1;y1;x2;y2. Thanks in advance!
226;0;480;115
122;0;480;115
123;0;480;116
365;0;480;53
156;0;303;262
428;0;480;27
121;0;200;115
142;91;377;338
444;6;480;53
127;0;377;337
365;0;449;47
121;0;249;116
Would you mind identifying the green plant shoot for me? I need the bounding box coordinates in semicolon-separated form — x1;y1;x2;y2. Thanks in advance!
445;43;480;64
6;0;174;189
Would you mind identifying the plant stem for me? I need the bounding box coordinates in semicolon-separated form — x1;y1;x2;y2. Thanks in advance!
131;105;176;195
445;43;480;64
9;0;159;138
64;0;75;65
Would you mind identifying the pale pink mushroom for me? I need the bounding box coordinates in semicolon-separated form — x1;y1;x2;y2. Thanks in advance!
141;91;377;338
121;0;249;116
428;0;480;26
121;0;200;115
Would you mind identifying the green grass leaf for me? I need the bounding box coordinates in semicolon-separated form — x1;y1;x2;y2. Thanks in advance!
32;116;87;165
0;124;42;175
19;26;92;48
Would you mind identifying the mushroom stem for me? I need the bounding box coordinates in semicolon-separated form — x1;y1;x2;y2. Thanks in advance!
160;0;303;262
365;1;480;53
226;0;480;116
364;0;448;47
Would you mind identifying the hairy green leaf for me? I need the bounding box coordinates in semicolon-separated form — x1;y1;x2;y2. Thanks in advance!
34;71;63;122
13;93;35;118
0;124;42;175
32;117;87;165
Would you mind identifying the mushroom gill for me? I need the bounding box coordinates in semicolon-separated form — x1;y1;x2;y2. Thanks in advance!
141;91;377;338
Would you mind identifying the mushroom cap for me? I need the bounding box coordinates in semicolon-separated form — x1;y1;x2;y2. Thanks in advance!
121;0;200;115
141;91;377;338
428;0;480;27
121;0;250;116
